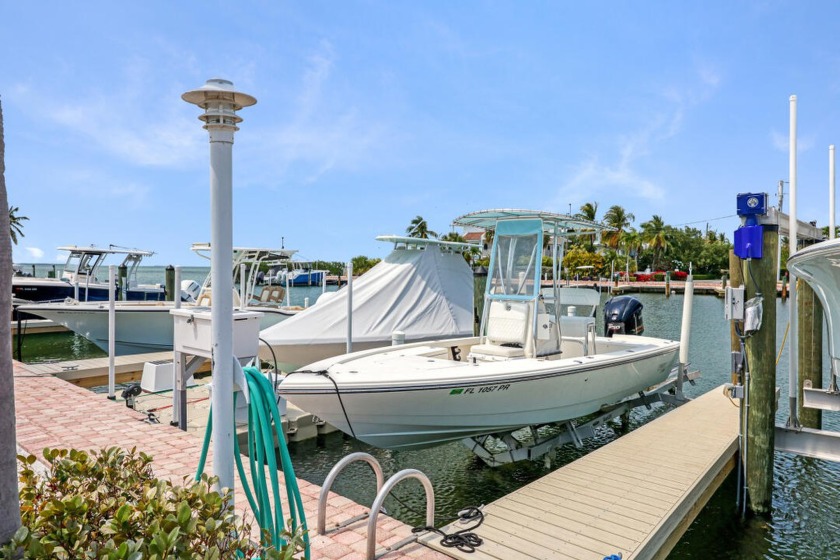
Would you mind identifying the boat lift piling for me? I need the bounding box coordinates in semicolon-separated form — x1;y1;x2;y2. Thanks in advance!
165;265;175;301
107;265;116;400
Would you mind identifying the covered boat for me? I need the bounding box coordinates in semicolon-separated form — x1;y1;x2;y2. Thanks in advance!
277;209;680;450
258;235;475;372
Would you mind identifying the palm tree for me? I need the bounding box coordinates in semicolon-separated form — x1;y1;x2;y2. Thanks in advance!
576;202;599;250
9;206;27;245
641;214;669;270
602;205;635;251
622;229;642;270
0;99;22;548
406;215;437;239
577;201;598;222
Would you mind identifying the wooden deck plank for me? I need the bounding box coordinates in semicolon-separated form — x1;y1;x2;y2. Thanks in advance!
492;496;642;550
425;386;740;560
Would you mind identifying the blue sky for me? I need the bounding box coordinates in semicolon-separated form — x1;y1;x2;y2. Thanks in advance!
3;1;840;265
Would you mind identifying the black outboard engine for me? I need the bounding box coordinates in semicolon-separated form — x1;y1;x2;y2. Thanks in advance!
604;296;644;337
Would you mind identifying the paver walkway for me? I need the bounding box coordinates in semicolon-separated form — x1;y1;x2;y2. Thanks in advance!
12;361;449;560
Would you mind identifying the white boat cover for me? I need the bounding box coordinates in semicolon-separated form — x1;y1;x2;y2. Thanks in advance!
260;243;474;351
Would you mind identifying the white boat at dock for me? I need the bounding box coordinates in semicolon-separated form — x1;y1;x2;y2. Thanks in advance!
17;244;301;355
13;245;165;307
277;209;681;451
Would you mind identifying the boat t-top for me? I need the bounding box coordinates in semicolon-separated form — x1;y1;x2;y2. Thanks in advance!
12;245;166;305
16;243;302;355
277;209;681;454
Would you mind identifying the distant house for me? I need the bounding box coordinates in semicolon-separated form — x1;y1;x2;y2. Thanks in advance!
462;229;489;257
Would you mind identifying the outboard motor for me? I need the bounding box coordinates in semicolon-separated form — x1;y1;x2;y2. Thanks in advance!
604;296;644;337
180;279;202;303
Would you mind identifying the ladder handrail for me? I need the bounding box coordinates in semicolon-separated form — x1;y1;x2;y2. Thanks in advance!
318;452;385;534
366;469;434;560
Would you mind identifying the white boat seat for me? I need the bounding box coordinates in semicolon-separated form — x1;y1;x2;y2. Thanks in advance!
470;300;532;360
559;316;596;337
194;288;242;308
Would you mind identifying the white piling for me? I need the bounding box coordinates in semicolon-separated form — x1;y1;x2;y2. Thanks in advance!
788;94;799;426
677;265;695;398
107;265;116;400
239;263;247;310
392;330;405;346
182;78;256;494
174;266;182;310
831;145;836;240
347;261;354;354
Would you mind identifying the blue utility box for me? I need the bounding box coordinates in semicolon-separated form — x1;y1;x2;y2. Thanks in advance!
734;225;763;259
734;192;768;259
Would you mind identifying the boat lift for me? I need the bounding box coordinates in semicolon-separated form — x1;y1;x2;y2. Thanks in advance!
462;367;700;466
462;269;700;466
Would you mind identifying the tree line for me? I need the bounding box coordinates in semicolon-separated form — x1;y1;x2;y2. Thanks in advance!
383;209;734;279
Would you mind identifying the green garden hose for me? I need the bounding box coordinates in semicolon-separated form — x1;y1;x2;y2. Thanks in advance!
196;365;309;558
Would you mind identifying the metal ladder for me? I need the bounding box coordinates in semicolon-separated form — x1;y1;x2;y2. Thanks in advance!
318;452;435;560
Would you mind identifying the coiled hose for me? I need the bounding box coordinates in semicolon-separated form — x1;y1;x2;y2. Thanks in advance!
196;365;309;558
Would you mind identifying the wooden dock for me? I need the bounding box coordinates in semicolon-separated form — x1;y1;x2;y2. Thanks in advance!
422;386;740;560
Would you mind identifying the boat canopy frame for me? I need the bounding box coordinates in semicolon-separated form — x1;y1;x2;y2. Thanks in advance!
453;209;612;356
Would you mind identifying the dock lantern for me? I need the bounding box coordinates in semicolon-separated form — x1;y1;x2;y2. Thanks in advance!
182;78;256;494
734;192;768;259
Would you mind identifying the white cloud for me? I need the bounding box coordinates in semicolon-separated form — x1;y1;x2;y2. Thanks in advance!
771;129;815;153
557;63;720;209
25;247;44;259
257;41;392;186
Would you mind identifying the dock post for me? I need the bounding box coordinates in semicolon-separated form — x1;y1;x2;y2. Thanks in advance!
781;272;788;301
728;251;745;384
118;264;128;301
665;271;671;298
797;275;823;429
742;224;778;514
473;268;487;335
165;265;175;301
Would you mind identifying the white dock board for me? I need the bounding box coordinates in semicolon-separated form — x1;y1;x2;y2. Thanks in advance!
422;386;739;560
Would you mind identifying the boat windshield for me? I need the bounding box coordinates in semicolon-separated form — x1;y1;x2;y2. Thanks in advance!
487;219;543;300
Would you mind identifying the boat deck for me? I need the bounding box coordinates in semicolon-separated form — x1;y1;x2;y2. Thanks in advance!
421;386;740;560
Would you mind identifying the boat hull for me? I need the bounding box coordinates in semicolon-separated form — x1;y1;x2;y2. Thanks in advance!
278;335;680;449
18;303;293;355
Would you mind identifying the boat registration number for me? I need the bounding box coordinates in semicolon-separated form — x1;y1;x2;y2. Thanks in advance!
450;384;511;395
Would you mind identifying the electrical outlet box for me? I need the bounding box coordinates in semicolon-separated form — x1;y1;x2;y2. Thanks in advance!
725;286;745;321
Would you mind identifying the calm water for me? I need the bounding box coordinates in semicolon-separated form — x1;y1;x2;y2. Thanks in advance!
17;278;840;558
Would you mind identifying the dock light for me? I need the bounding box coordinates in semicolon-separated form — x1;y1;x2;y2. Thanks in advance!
734;192;768;259
182;79;256;495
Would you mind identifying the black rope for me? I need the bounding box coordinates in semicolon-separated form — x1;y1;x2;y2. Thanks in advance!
294;369;358;440
412;506;485;553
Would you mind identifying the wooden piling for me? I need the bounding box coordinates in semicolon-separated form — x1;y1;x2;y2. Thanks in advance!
665;270;671;298
781;272;788;301
118;264;128;301
473;270;487;336
742;226;778;514
165;265;175;302
797;277;823;429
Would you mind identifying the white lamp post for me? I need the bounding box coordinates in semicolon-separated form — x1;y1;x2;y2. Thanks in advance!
182;78;256;493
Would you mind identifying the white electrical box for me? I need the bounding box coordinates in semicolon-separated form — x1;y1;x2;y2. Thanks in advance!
140;360;195;393
724;286;745;321
170;308;263;358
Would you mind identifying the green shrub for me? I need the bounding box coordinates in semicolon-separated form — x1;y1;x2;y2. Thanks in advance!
1;447;305;559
